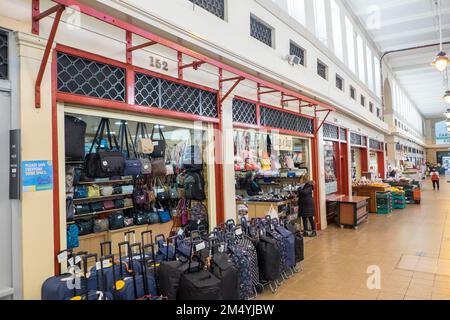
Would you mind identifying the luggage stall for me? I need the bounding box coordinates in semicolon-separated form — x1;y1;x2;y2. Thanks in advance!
232;97;313;224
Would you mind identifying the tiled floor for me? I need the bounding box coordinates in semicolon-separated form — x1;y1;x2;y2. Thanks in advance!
258;178;450;300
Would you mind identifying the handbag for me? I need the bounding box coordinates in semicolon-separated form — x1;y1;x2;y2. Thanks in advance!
151;158;167;177
165;163;174;176
65;115;86;160
121;185;134;195
150;125;166;158
155;178;169;203
260;158;271;171
74;185;88;199
139;158;152;175
124;217;134;227
66;197;75;221
75;204;91;215
169;185;178;200
103;200;115;210
90;202;104;213
134;122;154;155
85;118;125;178
124;160;142;176
148;211;160;225
100;186;114;196
108;212;125;230
158;210;172;223
93;218;109;233
76;219;94;236
123;198;133;208
134;211;150;225
133;188;147;205
87;185;101;198
114;199;125;209
145;188;156;204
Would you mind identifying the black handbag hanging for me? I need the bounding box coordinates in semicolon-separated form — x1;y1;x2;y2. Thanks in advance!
150;125;166;158
118;120;142;176
65;115;87;160
85;118;125;178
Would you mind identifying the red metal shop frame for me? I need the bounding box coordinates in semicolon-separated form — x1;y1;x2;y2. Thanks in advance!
33;0;335;272
369;139;386;179
350;132;369;177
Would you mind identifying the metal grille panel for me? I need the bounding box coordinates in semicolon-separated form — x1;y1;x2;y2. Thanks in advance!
0;30;8;80
336;75;343;91
135;72;218;118
370;139;382;150
189;0;225;19
232;99;257;125
260;106;313;135
317;60;327;79
323;123;339;140
340;128;347;141
351;133;363;146
250;16;272;47
57;52;126;101
290;42;305;66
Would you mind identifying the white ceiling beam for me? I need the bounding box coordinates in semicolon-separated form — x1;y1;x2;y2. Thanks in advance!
381;37;450;52
374;24;450;42
375;8;450;29
348;0;425;16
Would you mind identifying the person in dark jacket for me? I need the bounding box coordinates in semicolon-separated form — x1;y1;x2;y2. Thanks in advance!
298;176;317;237
245;172;262;196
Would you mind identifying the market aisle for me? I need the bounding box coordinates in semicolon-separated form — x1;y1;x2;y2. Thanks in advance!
259;178;450;300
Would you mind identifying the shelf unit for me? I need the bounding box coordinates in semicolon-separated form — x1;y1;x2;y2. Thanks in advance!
72;206;135;219
73;193;132;203
77;178;133;185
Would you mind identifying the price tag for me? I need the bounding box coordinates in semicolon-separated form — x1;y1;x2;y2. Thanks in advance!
96;262;102;271
75;255;82;265
219;244;225;253
68;257;75;267
177;228;184;237
57;251;68;263
235;228;243;236
195;241;206;252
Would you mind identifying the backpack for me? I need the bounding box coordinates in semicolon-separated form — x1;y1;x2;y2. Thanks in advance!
65;115;87;160
182;145;203;172
67;224;79;249
184;172;206;201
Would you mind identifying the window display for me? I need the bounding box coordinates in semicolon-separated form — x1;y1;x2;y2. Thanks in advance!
324;141;338;194
351;148;362;181
64;112;209;253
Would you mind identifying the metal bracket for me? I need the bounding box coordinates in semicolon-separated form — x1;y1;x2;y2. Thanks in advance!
314;109;331;135
220;77;244;103
34;4;65;108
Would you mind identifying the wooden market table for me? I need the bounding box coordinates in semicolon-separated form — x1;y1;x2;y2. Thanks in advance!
352;185;390;213
332;195;370;229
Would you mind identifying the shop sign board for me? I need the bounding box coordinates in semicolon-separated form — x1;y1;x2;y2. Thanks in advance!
273;134;293;151
22;160;53;192
435;120;450;145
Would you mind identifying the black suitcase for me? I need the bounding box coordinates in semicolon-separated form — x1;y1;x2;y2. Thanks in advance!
210;252;239;300
65;115;86;160
178;270;221;301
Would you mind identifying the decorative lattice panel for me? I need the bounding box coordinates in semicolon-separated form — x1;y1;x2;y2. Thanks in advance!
0;30;8;80
189;0;225;19
336;75;343;91
250;16;272;47
260;106;313;135
351;133;363;146
232;99;257;125
290;42;305;66
370;139;382;150
323;123;339;140
135;72;218;118
340;128;347;141
57;52;126;101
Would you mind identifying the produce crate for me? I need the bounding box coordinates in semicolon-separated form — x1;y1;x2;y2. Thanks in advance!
376;191;392;214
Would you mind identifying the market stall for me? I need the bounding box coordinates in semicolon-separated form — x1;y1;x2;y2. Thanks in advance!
350;132;368;181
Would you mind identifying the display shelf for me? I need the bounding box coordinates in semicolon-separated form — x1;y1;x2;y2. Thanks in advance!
66;160;84;165
77;178;133;185
72;206;134;219
73;193;132;203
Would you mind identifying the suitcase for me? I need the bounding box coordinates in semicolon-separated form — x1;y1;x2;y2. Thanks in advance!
227;243;254;300
256;234;281;282
76;254;114;300
178;270;221;300
41;250;84;300
65;115;87;160
285;222;304;263
274;220;296;269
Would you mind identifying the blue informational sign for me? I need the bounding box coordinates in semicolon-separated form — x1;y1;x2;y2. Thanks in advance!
435;120;450;145
22;160;53;192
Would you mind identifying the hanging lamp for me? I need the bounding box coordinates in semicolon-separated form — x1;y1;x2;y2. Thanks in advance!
433;0;448;72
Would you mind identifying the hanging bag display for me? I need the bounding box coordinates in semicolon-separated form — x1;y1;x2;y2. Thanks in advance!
118;120;142;176
150;125;166;158
135;122;154;155
151;158;167;177
65;115;87;160
85;118;125;178
184;172;206;201
182;145;203;172
155;178;169;203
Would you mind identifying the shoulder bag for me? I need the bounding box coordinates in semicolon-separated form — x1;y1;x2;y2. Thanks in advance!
150;125;166;158
135;122;154;155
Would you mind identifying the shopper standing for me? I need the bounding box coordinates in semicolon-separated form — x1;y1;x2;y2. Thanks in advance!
431;169;440;191
298;175;317;237
245;172;263;196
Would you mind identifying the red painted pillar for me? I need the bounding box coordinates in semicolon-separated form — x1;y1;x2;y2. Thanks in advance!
311;118;321;230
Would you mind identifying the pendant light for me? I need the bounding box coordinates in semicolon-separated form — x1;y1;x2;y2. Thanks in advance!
433;0;449;72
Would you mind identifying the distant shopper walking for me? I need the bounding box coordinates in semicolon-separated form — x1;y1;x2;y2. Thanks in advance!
431;170;440;191
298;175;317;237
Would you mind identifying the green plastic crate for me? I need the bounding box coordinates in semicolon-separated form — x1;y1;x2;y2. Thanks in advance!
377;208;392;214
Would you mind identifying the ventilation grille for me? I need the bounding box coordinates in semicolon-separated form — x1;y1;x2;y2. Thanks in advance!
57;52;126;101
250;16;272;47
323;123;339;140
189;0;225;19
0;30;8;80
340;128;347;141
370;139;382;150
135;72;218;118
260;106;313;134
232;99;257;125
351;133;366;146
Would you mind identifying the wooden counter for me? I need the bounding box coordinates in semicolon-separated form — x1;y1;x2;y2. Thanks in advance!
352;185;390;213
236;200;289;220
335;196;370;229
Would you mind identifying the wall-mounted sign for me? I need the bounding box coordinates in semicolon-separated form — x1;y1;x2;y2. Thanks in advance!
435;120;450;145
22;160;53;192
150;56;169;72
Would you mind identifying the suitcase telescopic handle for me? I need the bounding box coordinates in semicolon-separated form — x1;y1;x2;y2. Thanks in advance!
124;230;136;243
100;241;112;258
100;254;116;293
141;230;153;246
155;234;165;245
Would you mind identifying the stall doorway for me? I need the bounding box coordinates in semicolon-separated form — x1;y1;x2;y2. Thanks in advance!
351;148;362;181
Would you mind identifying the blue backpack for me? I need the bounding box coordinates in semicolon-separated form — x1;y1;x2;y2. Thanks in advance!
67;224;79;249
